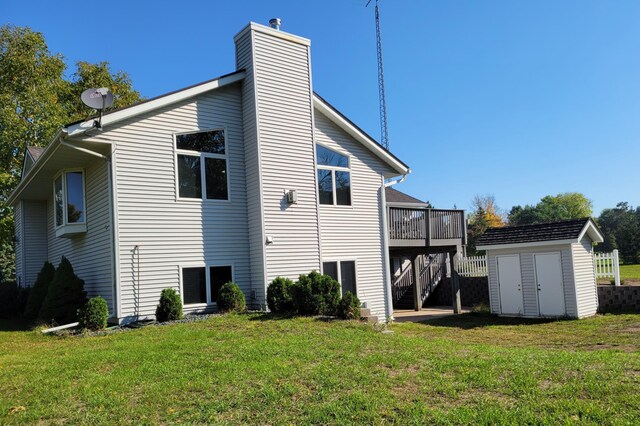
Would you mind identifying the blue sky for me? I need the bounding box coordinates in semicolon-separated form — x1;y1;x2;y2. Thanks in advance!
3;0;639;215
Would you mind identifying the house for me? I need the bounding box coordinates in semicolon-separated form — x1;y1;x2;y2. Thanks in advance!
477;218;604;318
10;21;465;323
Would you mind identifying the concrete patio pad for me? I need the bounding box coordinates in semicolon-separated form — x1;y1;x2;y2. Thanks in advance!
393;306;471;323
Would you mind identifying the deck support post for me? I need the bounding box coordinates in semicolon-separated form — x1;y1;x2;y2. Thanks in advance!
412;254;422;311
450;251;462;314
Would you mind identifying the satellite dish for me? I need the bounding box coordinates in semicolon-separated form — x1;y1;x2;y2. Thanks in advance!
81;87;114;110
81;88;114;129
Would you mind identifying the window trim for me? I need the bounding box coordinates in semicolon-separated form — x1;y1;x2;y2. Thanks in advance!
316;143;352;207
321;258;358;296
53;168;87;238
173;128;231;203
179;262;235;308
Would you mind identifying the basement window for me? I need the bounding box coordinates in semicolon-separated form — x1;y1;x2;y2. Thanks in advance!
316;144;351;206
53;170;87;238
322;260;357;296
175;129;229;201
181;264;234;306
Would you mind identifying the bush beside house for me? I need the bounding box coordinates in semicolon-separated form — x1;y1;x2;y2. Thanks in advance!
0;281;29;319
293;271;340;316
23;261;55;319
266;277;294;313
267;272;361;320
336;291;361;320
38;256;87;324
78;296;109;330
156;288;183;322
217;282;246;313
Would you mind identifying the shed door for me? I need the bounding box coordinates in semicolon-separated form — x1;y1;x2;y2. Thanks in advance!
534;253;565;316
497;255;523;315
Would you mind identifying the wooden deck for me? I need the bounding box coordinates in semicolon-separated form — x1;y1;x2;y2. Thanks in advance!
388;207;466;248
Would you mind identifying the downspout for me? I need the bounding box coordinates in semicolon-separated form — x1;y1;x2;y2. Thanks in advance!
381;172;408;321
107;150;122;321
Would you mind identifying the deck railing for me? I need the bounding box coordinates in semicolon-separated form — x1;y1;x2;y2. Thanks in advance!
388;207;466;246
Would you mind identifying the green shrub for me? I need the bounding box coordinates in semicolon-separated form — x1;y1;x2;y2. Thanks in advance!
23;262;55;319
38;257;87;324
0;281;29;319
217;282;246;313
292;271;340;316
78;296;109;330
156;288;183;322
290;278;316;316
336;291;361;320
267;277;294;313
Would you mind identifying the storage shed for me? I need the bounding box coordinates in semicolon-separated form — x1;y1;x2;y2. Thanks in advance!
476;218;604;319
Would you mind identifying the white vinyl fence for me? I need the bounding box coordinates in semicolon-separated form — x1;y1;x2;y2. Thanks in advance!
458;255;487;277
594;249;621;286
458;250;621;285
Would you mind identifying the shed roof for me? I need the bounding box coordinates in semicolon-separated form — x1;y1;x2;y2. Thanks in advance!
476;218;604;250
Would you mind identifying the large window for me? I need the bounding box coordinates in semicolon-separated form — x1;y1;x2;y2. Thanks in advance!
181;264;234;305
322;260;357;296
176;129;228;200
53;170;86;237
316;144;351;206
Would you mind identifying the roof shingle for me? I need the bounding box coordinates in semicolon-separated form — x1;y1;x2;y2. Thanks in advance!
385;187;427;205
477;218;594;247
26;146;45;162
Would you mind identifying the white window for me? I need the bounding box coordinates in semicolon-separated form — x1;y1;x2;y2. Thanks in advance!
322;260;357;296
181;264;234;306
316;144;351;206
53;170;86;237
175;129;229;200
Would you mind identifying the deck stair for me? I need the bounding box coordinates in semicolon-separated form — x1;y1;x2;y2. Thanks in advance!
391;254;447;310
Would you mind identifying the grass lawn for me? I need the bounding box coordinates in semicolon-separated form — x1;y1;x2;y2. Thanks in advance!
620;264;640;282
1;313;640;425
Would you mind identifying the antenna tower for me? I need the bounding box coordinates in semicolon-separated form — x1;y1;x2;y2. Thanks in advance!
367;0;389;149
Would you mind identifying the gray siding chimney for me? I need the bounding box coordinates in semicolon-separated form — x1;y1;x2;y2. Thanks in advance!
234;23;320;304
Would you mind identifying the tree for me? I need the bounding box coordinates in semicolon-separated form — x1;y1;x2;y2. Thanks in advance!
508;193;593;225
0;26;68;281
63;61;142;123
0;25;142;281
467;195;505;255
596;202;640;264
38;256;87;324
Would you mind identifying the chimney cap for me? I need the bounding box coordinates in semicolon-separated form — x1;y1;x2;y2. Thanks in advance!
269;18;282;30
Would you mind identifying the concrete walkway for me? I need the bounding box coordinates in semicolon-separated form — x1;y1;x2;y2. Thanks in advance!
393;306;471;323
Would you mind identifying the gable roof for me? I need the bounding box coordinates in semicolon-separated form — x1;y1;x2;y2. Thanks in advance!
65;70;247;134
385;187;426;205
65;81;409;176
312;94;409;176
476;218;604;250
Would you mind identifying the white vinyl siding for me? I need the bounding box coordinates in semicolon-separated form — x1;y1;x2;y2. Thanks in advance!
237;27;321;289
22;201;48;287
235;30;268;306
487;244;576;317
571;236;598;318
315;112;395;319
47;158;113;312
104;84;251;319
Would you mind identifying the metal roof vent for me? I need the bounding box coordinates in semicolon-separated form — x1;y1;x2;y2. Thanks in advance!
269;18;281;30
